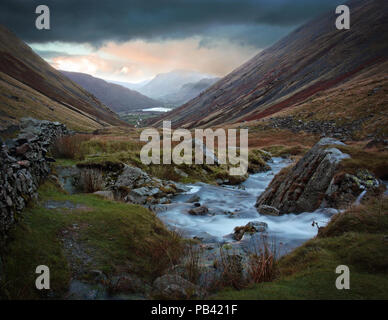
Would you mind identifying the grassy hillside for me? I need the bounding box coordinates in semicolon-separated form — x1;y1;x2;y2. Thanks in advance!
270;60;388;139
0;24;127;131
61;71;162;113
0;71;105;132
152;0;388;129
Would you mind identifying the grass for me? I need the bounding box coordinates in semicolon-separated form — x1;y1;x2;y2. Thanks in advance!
0;199;70;299
51;134;92;160
247;236;277;284
262;144;308;158
0;181;185;299
214;197;388;300
335;145;388;179
318;197;388;238
51;133;271;185
0;71;105;132
247;126;319;150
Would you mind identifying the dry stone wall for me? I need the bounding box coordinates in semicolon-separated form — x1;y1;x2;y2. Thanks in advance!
0;118;68;242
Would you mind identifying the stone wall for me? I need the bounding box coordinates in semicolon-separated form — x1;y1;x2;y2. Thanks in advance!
264;115;373;141
0;118;68;243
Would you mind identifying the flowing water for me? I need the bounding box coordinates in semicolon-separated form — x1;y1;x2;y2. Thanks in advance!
157;157;338;254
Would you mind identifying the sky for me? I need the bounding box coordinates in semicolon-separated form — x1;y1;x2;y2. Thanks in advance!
0;0;343;83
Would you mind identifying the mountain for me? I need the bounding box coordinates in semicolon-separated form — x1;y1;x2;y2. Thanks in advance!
159;77;220;106
152;0;388;128
108;79;152;91
0;25;126;132
61;71;162;114
137;70;213;100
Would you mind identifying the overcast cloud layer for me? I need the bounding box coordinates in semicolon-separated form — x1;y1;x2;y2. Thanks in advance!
0;0;344;82
1;0;343;47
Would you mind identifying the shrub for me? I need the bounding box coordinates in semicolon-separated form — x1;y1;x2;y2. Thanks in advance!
51;134;91;159
79;169;104;193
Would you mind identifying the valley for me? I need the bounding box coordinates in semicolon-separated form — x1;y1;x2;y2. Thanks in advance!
0;0;387;302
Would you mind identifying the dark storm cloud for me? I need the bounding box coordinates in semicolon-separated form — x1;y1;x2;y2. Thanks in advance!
0;0;343;47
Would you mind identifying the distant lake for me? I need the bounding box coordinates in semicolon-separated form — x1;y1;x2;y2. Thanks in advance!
142;107;172;112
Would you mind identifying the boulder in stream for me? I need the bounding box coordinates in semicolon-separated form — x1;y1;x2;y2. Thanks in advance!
233;221;268;241
256;138;350;214
255;138;384;214
188;205;210;216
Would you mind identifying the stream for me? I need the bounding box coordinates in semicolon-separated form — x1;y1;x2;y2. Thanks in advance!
157;157;339;255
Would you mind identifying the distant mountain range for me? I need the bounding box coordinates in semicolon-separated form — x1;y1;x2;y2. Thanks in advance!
152;0;388;128
108;79;151;91
61;71;162;114
0;25;126;131
108;70;220;107
158;77;220;106
135;70;218;105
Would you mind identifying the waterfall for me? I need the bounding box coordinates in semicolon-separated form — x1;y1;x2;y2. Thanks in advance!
354;189;367;206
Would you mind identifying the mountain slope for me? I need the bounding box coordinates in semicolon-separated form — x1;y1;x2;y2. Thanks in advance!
61;71;162;114
0;24;126;131
138;70;212;100
152;0;388;128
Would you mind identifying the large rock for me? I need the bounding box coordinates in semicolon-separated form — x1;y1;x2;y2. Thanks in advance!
256;138;350;214
114;164;181;205
93;190;114;201
115;165;151;189
152;274;202;299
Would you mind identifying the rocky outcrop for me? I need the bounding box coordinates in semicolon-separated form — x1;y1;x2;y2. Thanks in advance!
256;138;385;214
0;118;68;241
113;165;185;206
